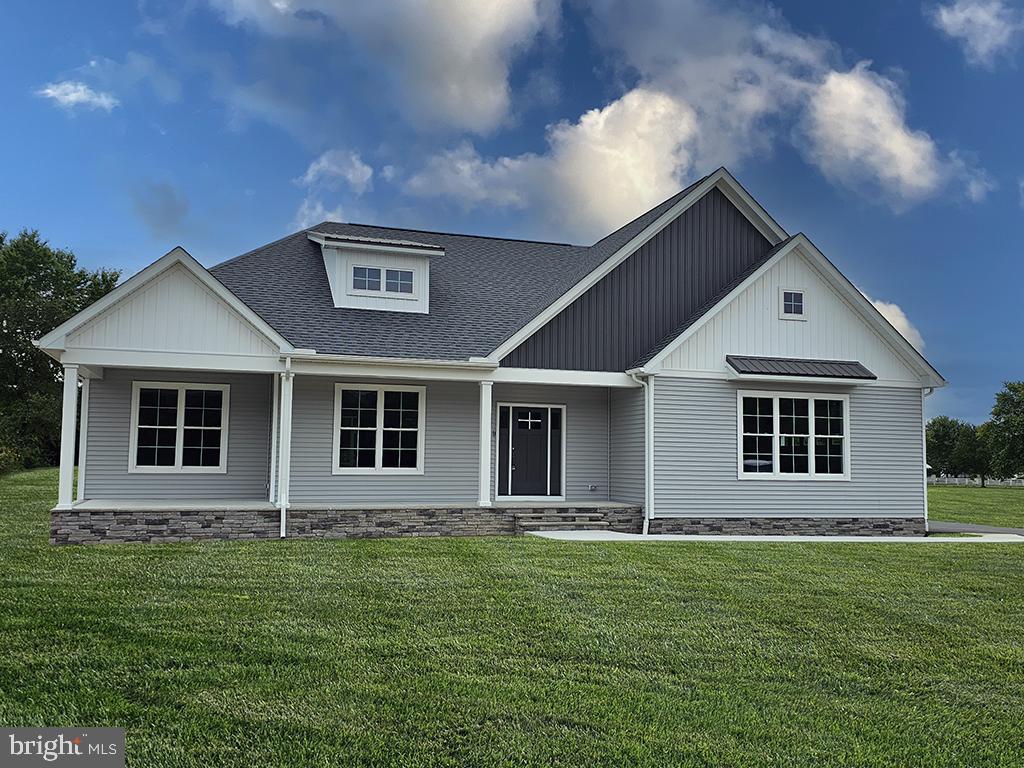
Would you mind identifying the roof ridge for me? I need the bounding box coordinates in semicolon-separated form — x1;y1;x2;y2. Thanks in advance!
332;221;580;248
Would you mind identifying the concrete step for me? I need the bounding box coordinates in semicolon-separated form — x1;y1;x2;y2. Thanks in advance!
516;520;610;532
513;511;607;521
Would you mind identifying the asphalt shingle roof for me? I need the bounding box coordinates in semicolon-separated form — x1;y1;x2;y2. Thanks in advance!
210;177;709;362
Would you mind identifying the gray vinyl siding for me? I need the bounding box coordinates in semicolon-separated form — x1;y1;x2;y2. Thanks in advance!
289;377;479;504
609;388;644;503
653;377;925;517
83;368;271;499
491;384;611;502
501;188;772;371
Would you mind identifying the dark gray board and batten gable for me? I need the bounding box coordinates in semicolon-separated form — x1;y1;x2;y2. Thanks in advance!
499;188;774;372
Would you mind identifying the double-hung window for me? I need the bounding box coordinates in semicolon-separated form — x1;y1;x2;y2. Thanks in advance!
738;391;849;479
129;382;230;473
333;383;425;474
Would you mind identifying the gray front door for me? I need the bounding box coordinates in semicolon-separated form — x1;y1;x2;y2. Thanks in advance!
497;404;563;497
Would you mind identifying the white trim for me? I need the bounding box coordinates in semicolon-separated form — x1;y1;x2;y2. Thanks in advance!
494;402;567;501
56;365;79;509
478;381;493;507
268;373;279;503
59;348;283;373
75;378;90;502
736;389;851;481
308;232;443;259
779;286;807;321
922;388;930;532
331;382;427;475
486;168;788;362
128;381;231;474
36;246;295;354
490;368;639;388
645;375;655;530
643;234;945;388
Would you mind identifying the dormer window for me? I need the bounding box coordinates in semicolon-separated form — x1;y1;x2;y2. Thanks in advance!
311;231;439;314
353;266;381;291
780;288;806;320
386;269;414;294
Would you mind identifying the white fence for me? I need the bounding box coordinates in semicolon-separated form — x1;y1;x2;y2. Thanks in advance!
928;476;1024;488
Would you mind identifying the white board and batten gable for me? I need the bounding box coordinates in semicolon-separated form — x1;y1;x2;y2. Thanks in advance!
646;236;944;388
36;247;296;374
309;232;436;315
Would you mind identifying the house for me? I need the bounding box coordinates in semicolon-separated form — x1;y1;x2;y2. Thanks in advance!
37;168;945;544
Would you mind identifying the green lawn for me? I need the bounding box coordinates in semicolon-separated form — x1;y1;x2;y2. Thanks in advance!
2;469;1023;767
929;484;1024;528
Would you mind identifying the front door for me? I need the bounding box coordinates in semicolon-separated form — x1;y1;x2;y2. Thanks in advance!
497;404;563;498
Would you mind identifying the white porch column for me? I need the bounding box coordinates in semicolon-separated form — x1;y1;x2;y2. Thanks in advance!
56;364;79;509
478;381;493;507
75;378;90;502
277;370;295;537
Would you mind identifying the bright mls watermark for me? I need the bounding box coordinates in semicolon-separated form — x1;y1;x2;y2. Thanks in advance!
1;730;124;767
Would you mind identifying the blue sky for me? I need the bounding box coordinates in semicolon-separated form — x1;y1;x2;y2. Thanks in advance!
2;0;1022;422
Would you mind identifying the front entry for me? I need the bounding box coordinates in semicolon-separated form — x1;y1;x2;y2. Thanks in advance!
497;404;564;498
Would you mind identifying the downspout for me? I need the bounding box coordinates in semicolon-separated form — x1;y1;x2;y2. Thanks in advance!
922;386;935;533
629;372;653;535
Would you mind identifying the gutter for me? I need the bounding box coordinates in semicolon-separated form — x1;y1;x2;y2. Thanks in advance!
289;351;498;370
628;371;654;535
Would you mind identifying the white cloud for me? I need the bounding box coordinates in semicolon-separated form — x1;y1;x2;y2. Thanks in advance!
207;0;558;133
582;1;988;209
82;53;182;103
297;149;373;194
864;294;926;351
929;0;1023;67
291;197;344;229
803;63;989;207
35;81;119;111
406;88;699;241
1018;177;1024;208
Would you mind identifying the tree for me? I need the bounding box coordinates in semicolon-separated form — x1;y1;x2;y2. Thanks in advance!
0;230;119;469
926;415;963;476
952;422;994;486
988;382;1024;479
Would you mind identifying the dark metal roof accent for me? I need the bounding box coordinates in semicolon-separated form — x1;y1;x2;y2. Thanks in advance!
726;355;877;380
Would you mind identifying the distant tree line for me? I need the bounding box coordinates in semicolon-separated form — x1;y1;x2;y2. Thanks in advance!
0;230;119;474
927;382;1024;486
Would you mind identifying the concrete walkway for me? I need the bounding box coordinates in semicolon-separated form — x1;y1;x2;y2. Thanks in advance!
530;530;1024;543
929;520;1024;536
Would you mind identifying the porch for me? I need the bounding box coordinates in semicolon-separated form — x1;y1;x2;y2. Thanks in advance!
54;362;647;543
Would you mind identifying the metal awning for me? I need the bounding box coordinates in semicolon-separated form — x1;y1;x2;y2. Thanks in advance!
726;355;876;380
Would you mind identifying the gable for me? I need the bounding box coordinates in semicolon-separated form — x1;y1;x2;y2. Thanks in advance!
500;187;773;371
657;247;924;383
65;262;280;357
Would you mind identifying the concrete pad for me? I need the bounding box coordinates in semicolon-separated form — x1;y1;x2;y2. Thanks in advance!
529;530;1024;543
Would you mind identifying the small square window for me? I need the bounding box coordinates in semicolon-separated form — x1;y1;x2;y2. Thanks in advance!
782;290;804;317
353;266;381;291
385;269;414;294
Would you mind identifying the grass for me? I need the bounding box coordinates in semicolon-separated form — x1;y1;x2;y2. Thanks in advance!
929;485;1024;529
2;469;1023;767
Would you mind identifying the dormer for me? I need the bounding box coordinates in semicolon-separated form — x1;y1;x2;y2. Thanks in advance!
308;231;441;314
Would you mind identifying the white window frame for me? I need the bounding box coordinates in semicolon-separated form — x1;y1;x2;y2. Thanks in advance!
332;383;426;475
350;265;383;294
736;389;850;481
348;264;419;301
128;381;230;474
779;287;807;321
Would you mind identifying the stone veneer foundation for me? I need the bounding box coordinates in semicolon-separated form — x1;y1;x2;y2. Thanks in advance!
50;506;644;545
50;508;925;544
647;516;927;536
